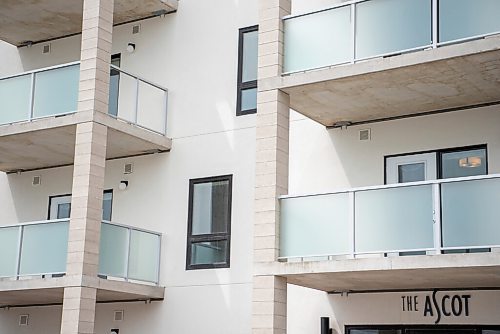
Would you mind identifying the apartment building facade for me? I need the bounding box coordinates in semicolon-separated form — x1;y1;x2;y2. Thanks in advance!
0;0;499;334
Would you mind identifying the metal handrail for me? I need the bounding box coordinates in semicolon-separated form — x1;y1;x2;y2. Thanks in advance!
0;61;80;81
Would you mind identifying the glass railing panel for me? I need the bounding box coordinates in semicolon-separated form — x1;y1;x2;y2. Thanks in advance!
32;65;79;118
19;221;69;276
0;74;31;124
98;223;128;278
280;193;350;258
137;81;166;134
441;178;500;248
439;0;500;43
112;72;137;124
284;5;351;73
128;230;160;283
0;226;20;277
355;0;432;59
355;185;434;253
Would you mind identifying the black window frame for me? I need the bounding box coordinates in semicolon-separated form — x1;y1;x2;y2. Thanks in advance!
186;175;233;270
47;189;114;220
346;324;500;334
236;25;259;116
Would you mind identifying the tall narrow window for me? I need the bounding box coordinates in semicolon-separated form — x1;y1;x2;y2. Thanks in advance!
109;54;121;117
186;175;232;270
236;26;258;116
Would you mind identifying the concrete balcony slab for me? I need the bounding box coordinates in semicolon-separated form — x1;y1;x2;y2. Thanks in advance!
0;0;178;47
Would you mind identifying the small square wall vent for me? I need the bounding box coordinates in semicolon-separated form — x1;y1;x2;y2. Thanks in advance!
359;129;371;141
124;163;133;174
114;310;124;322
32;176;41;186
132;24;141;34
19;314;29;326
42;44;51;54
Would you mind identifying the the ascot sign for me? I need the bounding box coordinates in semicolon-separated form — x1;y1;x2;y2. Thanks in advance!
401;290;471;324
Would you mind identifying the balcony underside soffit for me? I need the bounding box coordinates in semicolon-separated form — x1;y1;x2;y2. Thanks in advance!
282;47;500;127
0;0;178;47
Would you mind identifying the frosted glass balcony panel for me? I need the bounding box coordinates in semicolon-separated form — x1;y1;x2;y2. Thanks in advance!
99;223;128;278
284;5;351;73
439;0;500;42
355;185;434;253
0;75;31;124
32;65;79;118
19;221;69;275
280;193;350;258
0;227;20;277
137;81;166;134
442;178;500;248
114;74;137;124
355;0;431;59
128;230;160;283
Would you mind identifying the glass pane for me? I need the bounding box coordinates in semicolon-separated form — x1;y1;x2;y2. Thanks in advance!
33;65;79;118
108;71;120;117
128;230;160;283
0;74;31;124
0;227;20;277
242;30;258;82
442;178;500;248
398;163;425;183
137;81;166;134
19;222;69;275
114;73;136;123
280;193;350;258
439;0;500;42
355;185;434;253
441;148;487;179
356;0;431;59
192;180;230;235
99;223;128;278
57;203;71;219
102;192;113;221
284;5;351;72
241;87;257;112
190;240;228;265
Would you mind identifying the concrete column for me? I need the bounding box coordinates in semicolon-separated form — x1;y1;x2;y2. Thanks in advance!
253;1;291;333
61;0;113;332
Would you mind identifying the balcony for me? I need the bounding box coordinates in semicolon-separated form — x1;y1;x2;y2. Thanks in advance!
0;0;178;47
276;0;500;127
0;62;171;172
265;175;500;292
0;220;163;307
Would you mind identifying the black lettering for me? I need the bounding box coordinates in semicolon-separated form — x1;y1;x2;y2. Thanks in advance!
452;295;463;316
402;296;406;311
462;295;471;316
407;296;413;311
432;290;441;324
424;296;434;317
414;296;419;312
442;295;451;317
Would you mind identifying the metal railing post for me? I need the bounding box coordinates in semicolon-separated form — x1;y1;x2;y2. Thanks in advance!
28;73;36;121
432;0;438;48
15;225;24;280
125;228;132;282
348;191;356;258
156;234;162;285
433;183;442;255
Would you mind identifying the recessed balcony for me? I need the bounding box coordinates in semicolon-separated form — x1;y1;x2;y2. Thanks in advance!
267;175;500;292
277;0;500;127
0;0;178;47
0;62;171;172
0;220;163;307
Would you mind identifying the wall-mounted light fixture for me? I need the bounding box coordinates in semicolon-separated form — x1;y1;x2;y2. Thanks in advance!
126;43;136;53
118;181;129;190
459;156;482;168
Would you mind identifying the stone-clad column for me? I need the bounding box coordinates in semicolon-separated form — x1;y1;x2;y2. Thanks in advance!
253;1;291;333
61;0;113;333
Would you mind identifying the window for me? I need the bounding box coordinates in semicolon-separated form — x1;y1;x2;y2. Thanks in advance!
109;54;121;117
48;190;113;220
385;145;487;184
236;25;258;116
186;175;232;270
